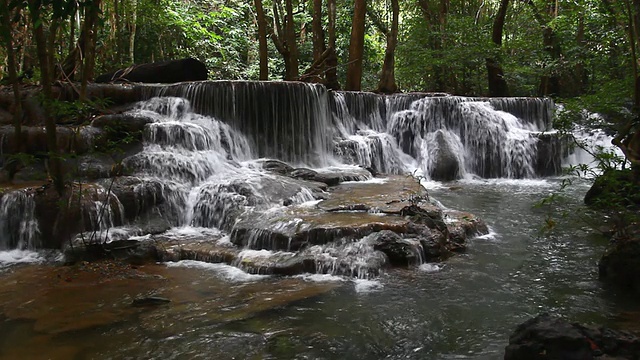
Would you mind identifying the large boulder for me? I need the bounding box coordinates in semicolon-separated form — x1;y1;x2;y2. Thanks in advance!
599;237;640;293
95;58;208;84
370;230;422;266
504;313;640;360
584;169;640;209
428;130;461;181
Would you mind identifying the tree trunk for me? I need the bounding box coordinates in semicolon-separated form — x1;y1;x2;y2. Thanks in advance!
28;0;64;195
254;0;269;80
346;0;366;91
312;0;326;62
0;0;23;153
47;19;61;81
113;0;120;65
538;0;561;96
325;0;340;89
129;0;137;63
486;0;510;97
68;10;76;56
81;0;102;101
283;0;298;80
376;0;399;94
573;15;588;95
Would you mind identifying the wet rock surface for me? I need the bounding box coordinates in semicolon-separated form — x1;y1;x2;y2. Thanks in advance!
428;130;461;181
599;237;640;294
505;313;640;360
56;173;488;277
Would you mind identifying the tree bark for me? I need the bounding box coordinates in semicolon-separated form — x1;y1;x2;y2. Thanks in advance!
283;0;298;80
346;0;366;91
0;0;23;153
376;0;399;94
254;0;269;80
486;0;510;97
270;0;298;80
312;0;326;62
129;0;137;63
325;0;340;89
28;0;64;195
81;0;102;101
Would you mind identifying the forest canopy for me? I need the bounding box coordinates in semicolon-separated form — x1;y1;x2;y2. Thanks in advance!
0;0;636;99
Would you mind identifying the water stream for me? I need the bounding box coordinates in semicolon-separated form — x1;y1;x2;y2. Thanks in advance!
0;83;635;359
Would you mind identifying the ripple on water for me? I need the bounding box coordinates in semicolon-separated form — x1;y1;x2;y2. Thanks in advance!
165;260;270;282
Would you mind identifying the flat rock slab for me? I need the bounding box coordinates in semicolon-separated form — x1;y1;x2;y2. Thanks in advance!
231;176;445;251
318;175;438;214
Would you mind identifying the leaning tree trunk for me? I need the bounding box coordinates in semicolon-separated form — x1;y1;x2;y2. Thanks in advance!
376;0;399;94
346;0;366;91
486;0;510;97
254;0;269;80
325;0;340;89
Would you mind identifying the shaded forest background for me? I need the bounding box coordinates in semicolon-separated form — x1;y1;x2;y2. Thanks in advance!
0;0;637;98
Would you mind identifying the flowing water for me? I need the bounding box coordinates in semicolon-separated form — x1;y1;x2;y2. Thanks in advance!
0;83;636;359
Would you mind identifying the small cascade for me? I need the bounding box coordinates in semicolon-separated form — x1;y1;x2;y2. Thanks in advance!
386;96;549;179
306;237;387;279
330;92;557;180
76;185;126;243
0;190;40;250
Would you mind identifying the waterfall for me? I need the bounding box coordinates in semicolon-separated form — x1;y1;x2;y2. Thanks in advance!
330;92;556;180
0;82;567;261
134;81;331;166
0;190;40;250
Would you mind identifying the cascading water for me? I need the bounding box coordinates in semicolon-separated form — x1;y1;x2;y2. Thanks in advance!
0;190;40;250
135;81;332;166
0;83;631;360
0;82;571;280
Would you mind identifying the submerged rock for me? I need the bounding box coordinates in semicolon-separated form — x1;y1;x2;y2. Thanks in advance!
504;313;640;360
132;296;171;307
370;230;422;266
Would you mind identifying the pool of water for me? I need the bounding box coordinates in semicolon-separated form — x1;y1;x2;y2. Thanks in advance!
0;178;637;360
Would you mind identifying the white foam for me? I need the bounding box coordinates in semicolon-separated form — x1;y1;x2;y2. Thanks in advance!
298;199;322;208
419;263;444;273
473;229;499;241
237;249;294;260
354;279;383;293
163;227;223;238
0;250;44;266
216;235;233;246
128;234;152;241
458;178;552;187
341;177;389;185
165;260;268;282
296;273;346;283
